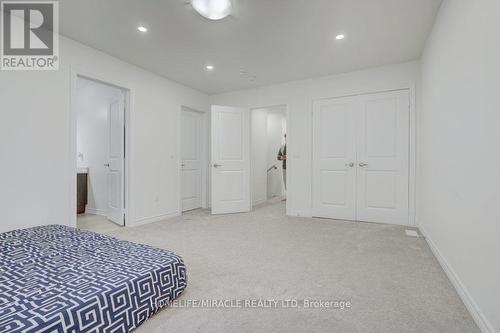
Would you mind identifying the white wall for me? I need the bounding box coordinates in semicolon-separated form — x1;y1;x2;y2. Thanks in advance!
418;1;500;332
211;61;418;217
0;36;209;233
76;79;123;215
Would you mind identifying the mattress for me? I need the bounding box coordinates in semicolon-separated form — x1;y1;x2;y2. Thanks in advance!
0;225;187;332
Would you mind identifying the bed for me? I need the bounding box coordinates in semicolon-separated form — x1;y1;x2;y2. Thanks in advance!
0;225;187;332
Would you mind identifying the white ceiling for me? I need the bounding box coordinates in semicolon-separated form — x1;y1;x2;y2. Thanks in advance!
60;0;442;94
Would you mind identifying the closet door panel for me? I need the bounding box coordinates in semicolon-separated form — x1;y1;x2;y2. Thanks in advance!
356;90;410;225
312;97;357;220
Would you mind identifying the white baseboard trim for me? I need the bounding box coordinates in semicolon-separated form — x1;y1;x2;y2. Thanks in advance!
86;208;106;216
419;226;495;333
132;211;180;227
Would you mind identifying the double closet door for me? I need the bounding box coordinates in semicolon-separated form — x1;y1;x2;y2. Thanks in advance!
312;90;410;225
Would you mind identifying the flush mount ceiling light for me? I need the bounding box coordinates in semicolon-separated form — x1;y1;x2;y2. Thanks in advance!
137;26;148;32
335;34;345;40
192;0;232;20
205;64;215;71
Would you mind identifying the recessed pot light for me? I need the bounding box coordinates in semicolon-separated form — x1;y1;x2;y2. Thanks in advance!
205;65;214;71
137;26;148;32
335;34;345;40
192;0;232;20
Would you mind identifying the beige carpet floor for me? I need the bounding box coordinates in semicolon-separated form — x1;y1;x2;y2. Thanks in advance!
77;201;478;333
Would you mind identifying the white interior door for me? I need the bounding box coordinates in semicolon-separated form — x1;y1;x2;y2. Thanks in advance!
312;90;410;225
251;108;268;205
181;109;203;212
106;98;124;225
356;90;409;224
312;97;357;220
211;105;250;215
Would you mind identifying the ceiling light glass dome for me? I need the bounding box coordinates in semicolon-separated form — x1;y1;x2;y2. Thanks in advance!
192;0;232;20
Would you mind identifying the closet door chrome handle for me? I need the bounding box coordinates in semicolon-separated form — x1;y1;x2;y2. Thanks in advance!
213;164;222;168
359;162;368;167
104;163;110;167
345;162;354;168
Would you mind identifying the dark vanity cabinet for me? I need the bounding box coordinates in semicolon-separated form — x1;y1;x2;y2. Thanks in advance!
77;172;88;214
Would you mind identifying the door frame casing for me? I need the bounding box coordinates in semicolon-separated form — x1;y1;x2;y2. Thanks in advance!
178;106;209;213
311;86;416;226
70;68;132;227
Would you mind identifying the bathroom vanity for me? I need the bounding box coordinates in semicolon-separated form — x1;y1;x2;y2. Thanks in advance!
77;167;88;214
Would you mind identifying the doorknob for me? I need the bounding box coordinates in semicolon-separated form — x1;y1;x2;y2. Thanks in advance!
104;163;110;167
213;164;222;168
345;162;355;168
359;162;368;167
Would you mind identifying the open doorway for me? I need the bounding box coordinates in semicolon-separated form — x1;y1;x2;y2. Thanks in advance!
251;105;288;207
75;76;127;227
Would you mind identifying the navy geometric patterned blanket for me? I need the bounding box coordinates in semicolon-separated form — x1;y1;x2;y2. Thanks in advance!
0;225;187;332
